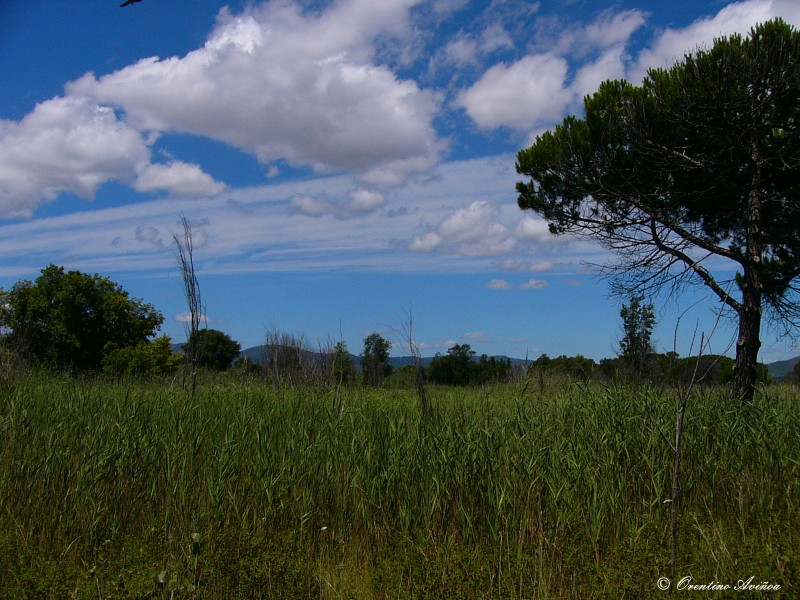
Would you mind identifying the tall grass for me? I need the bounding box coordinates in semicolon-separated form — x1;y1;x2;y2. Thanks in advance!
0;373;798;598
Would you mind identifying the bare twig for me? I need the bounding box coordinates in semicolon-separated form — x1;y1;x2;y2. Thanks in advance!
172;215;205;399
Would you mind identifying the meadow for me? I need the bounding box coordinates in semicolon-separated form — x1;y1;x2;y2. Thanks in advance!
0;372;798;599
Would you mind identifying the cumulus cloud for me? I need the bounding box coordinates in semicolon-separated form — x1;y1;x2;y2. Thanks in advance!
408;230;443;252
409;200;514;256
134;161;226;197
455;54;570;130
67;0;442;184
0;96;226;217
487;278;513;290
174;312;210;325
0;0;449;216
515;216;554;243
454;8;646;133
0;97;149;216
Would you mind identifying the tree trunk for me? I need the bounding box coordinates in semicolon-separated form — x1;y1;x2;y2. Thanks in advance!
733;277;762;403
734;168;764;404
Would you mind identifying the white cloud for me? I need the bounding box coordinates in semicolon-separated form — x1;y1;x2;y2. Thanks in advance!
496;259;555;272
515;216;553;243
0;96;226;217
409;200;514;257
0;97;149;216
455;8;646;133
435;23;513;69
455;54;570;130
464;331;486;342
289;187;386;219
408;230;443;252
134;161;226;197
480;23;514;54
66;0;442;184
440;35;480;67
521;278;548;290
487;278;513;290
290;195;331;218
570;45;629;105
174;312;210;325
564;9;647;57
487;276;549;290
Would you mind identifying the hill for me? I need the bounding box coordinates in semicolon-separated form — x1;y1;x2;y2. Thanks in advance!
767;356;800;382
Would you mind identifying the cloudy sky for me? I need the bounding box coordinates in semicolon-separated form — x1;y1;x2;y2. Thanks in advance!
1;0;799;362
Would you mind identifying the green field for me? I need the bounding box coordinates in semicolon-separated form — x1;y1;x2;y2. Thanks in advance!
1;373;798;598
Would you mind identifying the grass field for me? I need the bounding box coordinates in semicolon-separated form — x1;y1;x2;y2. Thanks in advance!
0;372;798;598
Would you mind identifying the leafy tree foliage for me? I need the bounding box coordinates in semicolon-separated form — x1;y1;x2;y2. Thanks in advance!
529;353;596;381
332;340;355;384
0;265;163;372
184;328;241;371
597;352;771;386
475;354;513;384
619;296;656;379
427;343;476;386
427;344;513;386
361;333;392;387
516;19;800;402
103;335;182;377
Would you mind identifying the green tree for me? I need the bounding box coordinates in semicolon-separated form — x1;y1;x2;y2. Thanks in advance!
103;335;183;377
332;340;354;384
619;296;656;380
361;332;392;387
475;354;512;384
0;265;163;372
427;343;476;386
516;19;800;402
184;328;241;371
531;354;596;381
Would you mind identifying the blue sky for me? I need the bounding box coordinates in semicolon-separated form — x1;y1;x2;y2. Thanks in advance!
1;0;799;362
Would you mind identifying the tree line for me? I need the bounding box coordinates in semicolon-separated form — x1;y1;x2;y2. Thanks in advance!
1;264;788;388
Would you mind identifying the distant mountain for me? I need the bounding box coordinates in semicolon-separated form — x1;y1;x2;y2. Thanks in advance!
239;344;340;367
766;356;800;381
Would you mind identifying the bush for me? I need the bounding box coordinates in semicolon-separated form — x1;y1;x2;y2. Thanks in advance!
103;336;182;378
184;329;241;371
